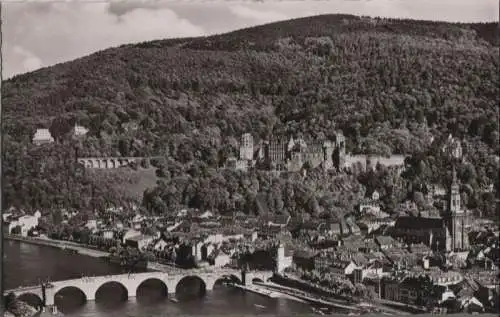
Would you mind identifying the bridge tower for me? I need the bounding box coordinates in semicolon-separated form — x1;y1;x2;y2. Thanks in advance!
275;242;292;274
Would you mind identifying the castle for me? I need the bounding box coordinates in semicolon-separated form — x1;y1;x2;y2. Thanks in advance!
226;131;407;173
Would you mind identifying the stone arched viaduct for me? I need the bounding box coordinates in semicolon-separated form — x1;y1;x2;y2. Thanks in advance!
76;157;145;169
8;270;273;308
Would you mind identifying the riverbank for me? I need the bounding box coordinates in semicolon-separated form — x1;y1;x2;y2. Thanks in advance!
5;235;110;258
270;274;419;315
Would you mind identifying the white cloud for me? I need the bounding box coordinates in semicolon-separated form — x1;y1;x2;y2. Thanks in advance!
2;2;206;78
2;0;498;78
228;4;289;24
12;46;44;74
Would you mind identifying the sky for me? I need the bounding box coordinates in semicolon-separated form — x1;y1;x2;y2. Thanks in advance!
1;0;499;79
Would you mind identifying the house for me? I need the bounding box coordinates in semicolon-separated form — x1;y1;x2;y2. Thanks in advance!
85;219;97;231
17;215;39;237
409;243;432;256
293;249;318;271
381;276;400;302
375;236;398;250
122;228;141;244
115;221;124;230
438;289;457;306
4;218;20;235
460;296;484;313
360;260;385;280
244;231;258;242
398;276;431;306
359;199;381;215
153;239;169;251
166;221;182;232
264;214;291;228
125;234;154;250
197;210;214;219
329;259;359;279
345;217;361;235
201;243;215;261
73;124;89;137
207;249;231;268
359;239;379;253
204;233;224;245
2;212;13;222
129;214;145;230
326;221;344;237
176;209;189;218
32;129;54;145
102;229;114;240
121;121;139;132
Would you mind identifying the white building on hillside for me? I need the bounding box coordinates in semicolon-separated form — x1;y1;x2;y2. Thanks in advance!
18;215;39;237
73;124;89;137
33;129;54;145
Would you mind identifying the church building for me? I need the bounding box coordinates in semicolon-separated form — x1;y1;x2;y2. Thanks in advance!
393;166;469;252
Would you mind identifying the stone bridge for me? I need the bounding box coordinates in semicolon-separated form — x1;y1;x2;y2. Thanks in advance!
6;269;273;310
77;157;146;169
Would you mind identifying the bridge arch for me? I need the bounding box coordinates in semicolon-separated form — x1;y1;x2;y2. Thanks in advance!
213;274;242;287
110;159;116;168
251;278;264;284
136;278;168;304
175;275;207;299
86;160;93;168
95;281;128;305
17;292;43;310
54;286;87;314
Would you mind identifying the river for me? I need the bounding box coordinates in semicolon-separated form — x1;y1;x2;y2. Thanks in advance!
5;240;314;316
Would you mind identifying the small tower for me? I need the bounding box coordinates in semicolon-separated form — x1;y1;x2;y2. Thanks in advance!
239;133;254;161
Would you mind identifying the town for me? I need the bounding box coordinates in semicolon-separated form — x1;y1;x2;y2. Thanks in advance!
4;128;499;315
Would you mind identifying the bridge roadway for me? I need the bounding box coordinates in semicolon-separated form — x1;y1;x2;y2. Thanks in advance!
6;268;274;307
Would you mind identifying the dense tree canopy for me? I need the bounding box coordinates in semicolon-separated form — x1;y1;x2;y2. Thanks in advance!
2;15;498;219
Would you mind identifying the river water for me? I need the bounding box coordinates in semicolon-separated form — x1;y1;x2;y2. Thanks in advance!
5;240;314;316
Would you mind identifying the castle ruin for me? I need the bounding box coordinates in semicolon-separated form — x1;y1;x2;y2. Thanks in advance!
226;131;407;173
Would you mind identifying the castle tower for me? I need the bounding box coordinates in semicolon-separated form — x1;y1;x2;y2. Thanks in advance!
322;140;334;170
268;137;286;167
239;133;254;161
448;166;469;251
334;131;346;170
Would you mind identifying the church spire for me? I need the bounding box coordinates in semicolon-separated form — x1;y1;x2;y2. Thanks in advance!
452;166;458;186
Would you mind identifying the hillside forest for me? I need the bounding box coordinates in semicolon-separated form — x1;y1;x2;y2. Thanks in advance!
2;15;499;222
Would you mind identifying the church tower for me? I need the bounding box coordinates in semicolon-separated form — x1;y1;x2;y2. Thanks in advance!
239;133;254;161
448;167;469;251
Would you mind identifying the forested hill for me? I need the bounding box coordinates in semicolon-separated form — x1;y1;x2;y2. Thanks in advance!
2;15;499;219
